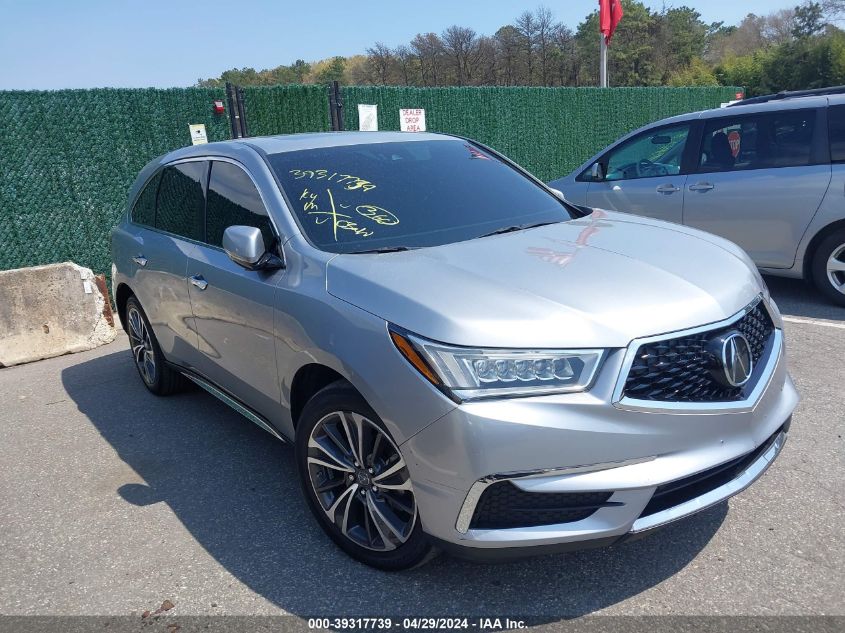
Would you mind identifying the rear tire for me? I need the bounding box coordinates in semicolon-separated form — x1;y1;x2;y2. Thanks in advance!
811;230;845;307
295;380;434;570
125;296;185;395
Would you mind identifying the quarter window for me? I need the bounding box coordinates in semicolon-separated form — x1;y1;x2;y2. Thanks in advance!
698;110;816;172
206;161;275;249
602;124;690;181
155;162;206;241
828;104;845;162
131;171;160;227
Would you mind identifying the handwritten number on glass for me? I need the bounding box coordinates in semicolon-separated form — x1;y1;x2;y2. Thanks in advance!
290;169;376;192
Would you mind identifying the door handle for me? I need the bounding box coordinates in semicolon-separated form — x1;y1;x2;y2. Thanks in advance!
189;275;208;291
656;184;680;193
689;182;715;192
132;255;148;267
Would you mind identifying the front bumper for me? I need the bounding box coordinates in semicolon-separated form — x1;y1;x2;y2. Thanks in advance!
401;313;798;557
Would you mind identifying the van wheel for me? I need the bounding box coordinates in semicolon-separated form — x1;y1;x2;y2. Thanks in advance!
295;380;435;570
125;296;185;395
812;230;845;306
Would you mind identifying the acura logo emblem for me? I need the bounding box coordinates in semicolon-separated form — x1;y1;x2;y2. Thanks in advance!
721;333;753;387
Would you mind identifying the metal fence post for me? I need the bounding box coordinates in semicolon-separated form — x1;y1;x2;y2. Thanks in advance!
328;81;344;131
225;82;241;139
235;86;249;137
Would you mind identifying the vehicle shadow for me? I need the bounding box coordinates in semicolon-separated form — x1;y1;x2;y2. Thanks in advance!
62;350;726;619
764;275;845;321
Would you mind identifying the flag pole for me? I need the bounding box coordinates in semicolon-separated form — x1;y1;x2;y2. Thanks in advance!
599;33;608;87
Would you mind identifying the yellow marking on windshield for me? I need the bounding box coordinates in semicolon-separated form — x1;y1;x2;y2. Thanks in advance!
290;169;376;192
356;205;399;226
301;187;391;240
326;189;341;242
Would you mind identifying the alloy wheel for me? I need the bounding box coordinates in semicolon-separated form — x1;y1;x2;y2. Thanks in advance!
306;411;417;551
127;306;156;385
827;243;845;296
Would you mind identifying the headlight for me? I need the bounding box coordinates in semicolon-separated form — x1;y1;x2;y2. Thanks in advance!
389;327;605;401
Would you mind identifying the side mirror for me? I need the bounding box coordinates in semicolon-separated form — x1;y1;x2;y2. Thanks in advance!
222;225;283;271
549;187;567;201
591;162;605;181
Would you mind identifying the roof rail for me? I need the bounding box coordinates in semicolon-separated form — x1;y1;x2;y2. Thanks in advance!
727;85;845;107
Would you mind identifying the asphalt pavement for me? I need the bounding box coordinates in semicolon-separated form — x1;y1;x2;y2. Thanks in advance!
0;275;843;620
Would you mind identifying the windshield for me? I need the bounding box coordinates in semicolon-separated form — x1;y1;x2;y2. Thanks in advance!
266;139;573;254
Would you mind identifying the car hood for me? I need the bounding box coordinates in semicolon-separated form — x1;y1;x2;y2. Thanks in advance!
326;210;762;348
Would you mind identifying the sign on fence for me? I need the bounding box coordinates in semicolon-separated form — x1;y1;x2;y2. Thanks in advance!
358;104;378;131
189;124;208;145
400;108;426;132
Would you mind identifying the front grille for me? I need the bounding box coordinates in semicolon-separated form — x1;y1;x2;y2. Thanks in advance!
622;300;775;403
639;425;785;518
469;481;614;530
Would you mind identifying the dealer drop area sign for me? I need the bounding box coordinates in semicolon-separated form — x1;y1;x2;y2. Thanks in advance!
400;108;426;132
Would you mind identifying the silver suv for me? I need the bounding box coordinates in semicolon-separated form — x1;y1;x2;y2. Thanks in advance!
111;132;797;569
549;89;845;306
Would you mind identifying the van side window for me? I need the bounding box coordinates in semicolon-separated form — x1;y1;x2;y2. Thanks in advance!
131;172;161;227
828;104;845;162
601;124;690;181
698;110;816;172
206;161;275;250
156;162;207;241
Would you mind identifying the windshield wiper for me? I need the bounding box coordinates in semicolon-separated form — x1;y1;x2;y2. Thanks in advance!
351;245;419;254
477;221;559;239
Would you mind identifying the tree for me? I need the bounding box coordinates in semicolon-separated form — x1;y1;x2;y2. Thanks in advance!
663;7;708;67
411;32;444;86
494;25;522;85
314;56;346;84
344;55;371;84
793;1;826;38
476;36;499;85
515;10;538;84
441;25;479;86
366;42;394;84
534;6;559;85
669;57;719;86
395;45;417;85
291;59;310;83
707;10;796;63
553;25;577;86
821;0;845;20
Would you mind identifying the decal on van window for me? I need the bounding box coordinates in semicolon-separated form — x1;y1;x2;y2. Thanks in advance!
728;130;741;157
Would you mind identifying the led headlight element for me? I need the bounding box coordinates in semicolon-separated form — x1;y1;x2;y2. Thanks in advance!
390;326;605;400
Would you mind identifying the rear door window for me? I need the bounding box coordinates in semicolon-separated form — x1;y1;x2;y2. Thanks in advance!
698;109;817;172
131;172;161;227
206;161;275;250
156;162;207;241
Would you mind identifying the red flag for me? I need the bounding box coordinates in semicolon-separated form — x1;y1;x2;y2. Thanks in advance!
599;0;624;44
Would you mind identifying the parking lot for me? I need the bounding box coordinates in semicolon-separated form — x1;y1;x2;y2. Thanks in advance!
0;276;842;621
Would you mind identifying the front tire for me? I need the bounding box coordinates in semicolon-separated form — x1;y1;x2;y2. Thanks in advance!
811;230;845;306
125;296;185;395
295;380;433;570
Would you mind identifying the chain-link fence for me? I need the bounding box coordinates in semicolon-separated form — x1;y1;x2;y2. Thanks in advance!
0;84;738;278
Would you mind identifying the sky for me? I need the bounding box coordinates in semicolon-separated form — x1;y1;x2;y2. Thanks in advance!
0;0;801;90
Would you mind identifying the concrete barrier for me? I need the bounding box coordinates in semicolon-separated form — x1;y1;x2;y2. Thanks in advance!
0;262;117;367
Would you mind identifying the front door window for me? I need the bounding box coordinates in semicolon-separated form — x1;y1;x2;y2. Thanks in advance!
604;124;690;181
